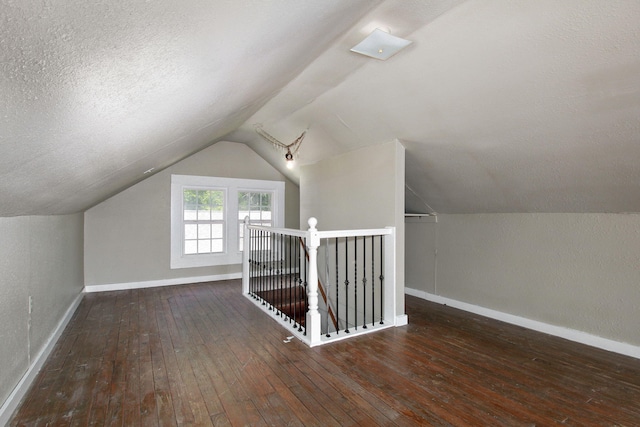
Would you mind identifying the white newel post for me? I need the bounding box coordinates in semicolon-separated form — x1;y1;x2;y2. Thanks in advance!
242;216;250;295
306;217;321;346
384;226;397;325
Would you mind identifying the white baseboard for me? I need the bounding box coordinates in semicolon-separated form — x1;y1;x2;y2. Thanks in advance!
395;314;409;327
0;293;83;427
84;272;242;293
405;287;640;360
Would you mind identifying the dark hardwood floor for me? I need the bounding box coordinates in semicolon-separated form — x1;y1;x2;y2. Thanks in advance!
10;280;640;426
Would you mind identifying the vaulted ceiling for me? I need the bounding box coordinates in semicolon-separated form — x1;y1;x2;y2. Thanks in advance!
2;0;639;217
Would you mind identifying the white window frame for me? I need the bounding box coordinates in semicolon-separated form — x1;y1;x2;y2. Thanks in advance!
171;175;285;269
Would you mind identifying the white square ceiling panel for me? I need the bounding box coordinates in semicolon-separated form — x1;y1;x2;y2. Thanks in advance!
350;28;412;60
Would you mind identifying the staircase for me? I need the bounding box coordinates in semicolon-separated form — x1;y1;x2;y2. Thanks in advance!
242;217;398;347
256;282;307;328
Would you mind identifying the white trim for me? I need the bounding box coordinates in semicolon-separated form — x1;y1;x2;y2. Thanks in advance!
316;227;393;239
405;287;640;360
395;314;409;326
0;293;83;427
84;272;242;293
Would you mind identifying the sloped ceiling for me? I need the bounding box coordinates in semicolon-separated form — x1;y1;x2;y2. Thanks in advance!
2;0;640;217
0;0;380;216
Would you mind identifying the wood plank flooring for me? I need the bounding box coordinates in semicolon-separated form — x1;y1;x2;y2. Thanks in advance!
10;279;640;426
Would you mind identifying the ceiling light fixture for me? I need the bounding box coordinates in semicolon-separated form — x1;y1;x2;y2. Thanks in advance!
350;28;412;60
254;124;306;169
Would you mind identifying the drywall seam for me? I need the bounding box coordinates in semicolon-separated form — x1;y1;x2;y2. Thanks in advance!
405;287;640;360
0;293;83;427
83;272;243;293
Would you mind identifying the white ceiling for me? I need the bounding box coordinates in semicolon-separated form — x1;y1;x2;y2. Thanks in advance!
2;0;640;216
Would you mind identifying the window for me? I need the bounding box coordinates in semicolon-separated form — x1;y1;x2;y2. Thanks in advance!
183;189;225;254
171;175;284;269
238;191;273;251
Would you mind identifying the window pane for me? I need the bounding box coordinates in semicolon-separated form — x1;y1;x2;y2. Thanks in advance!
211;239;223;253
184;188;199;221
238;192;249;210
210;190;224;210
237;191;274;251
182;188;226;256
198;224;211;239
184;240;198;254
185;224;197;239
184;208;197;221
198;240;211;254
261;193;271;207
184;190;198;205
211;224;223;238
198;190;210;207
211;210;224;221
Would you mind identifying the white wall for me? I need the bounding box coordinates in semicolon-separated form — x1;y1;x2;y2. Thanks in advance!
0;214;84;414
405;213;640;350
404;216;437;294
84;141;300;288
300;140;405;317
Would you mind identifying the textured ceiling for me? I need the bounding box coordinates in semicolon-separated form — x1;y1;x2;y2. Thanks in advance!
2;0;640;216
0;0;379;216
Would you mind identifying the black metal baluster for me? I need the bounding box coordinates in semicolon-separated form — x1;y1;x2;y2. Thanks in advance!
288;234;292;324
261;230;265;304
362;235;367;329
277;233;281;316
335;237;339;335
251;228;256;298
269;231;274;312
295;239;300;331
303;241;307;335
254;229;258;300
278;234;284;317
296;237;304;332
275;233;279;315
265;231;269;308
248;227;253;297
344;237;350;333
354;236;358;331
379;234;384;325
371;235;375;327
325;240;331;338
283;233;287;320
294;234;298;324
258;230;267;305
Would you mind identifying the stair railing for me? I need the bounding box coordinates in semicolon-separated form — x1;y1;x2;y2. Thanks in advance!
242;217;397;347
299;236;338;331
